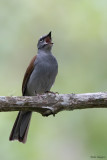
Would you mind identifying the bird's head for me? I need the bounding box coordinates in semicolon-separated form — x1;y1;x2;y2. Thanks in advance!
37;32;53;51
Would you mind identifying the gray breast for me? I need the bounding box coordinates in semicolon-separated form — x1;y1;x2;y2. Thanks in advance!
26;53;58;96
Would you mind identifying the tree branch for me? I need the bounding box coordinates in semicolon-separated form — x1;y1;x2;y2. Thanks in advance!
0;92;107;116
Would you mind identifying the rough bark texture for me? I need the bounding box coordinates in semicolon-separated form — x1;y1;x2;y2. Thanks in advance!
0;92;107;116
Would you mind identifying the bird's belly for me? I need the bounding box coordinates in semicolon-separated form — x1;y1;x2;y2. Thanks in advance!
26;63;57;96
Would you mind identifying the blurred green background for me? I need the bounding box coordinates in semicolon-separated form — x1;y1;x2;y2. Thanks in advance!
0;0;107;159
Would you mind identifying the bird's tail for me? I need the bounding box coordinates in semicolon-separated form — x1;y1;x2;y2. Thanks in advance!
9;111;32;143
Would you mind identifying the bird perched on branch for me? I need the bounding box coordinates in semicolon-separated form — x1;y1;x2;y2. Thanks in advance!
9;32;58;143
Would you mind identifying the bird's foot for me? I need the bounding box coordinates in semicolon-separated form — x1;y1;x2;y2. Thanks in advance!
45;91;59;94
41;106;55;117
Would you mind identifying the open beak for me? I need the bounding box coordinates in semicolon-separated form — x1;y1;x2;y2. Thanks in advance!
47;31;51;39
45;32;53;45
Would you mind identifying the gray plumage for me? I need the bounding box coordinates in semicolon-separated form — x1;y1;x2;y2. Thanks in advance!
9;32;58;143
26;52;58;95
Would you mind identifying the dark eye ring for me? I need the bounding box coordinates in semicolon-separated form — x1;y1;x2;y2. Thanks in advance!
40;39;43;42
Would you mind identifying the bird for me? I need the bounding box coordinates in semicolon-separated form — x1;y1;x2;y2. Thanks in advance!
9;32;58;143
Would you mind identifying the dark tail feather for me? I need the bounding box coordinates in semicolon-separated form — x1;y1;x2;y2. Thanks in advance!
9;111;32;143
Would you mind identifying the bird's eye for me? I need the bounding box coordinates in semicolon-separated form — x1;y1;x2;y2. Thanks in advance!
40;39;43;42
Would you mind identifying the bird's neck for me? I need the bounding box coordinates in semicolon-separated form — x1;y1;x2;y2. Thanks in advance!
38;49;52;55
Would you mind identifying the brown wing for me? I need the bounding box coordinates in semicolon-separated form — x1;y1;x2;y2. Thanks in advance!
22;56;37;96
